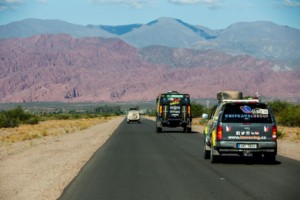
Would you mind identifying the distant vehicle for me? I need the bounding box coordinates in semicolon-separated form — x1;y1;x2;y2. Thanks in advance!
202;91;277;163
127;109;140;124
156;91;192;133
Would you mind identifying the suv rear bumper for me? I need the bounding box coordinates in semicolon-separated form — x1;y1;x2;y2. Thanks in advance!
216;141;277;154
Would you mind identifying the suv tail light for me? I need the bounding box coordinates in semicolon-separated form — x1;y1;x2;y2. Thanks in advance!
159;105;162;115
272;125;277;140
188;105;191;115
217;125;223;140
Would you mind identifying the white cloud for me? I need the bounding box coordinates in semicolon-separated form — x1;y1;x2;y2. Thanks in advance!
0;0;23;3
89;0;156;9
283;0;300;7
168;0;222;6
0;0;24;11
0;0;46;11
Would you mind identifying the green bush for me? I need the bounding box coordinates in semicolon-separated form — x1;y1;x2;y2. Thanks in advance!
268;101;300;127
268;100;289;115
0;113;19;128
26;117;39;125
191;103;205;118
278;105;300;127
0;106;39;128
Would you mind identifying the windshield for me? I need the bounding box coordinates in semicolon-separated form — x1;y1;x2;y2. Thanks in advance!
222;103;272;123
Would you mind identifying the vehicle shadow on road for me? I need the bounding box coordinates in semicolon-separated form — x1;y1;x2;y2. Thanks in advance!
157;130;197;134
216;155;282;165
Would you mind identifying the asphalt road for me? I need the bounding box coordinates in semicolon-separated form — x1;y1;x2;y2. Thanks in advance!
59;118;300;200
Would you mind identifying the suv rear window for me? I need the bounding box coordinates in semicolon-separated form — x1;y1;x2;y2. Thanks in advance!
222;103;272;123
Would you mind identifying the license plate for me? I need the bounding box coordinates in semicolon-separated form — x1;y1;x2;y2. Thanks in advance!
237;144;257;149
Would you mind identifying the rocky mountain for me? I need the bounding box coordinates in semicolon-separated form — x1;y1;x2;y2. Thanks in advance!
107;18;300;68
87;24;143;35
120;17;206;48
0;34;299;102
1;17;299;68
199;21;300;67
0;18;114;38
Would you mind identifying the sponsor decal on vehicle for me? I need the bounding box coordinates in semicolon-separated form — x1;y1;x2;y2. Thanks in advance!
264;125;269;132
170;98;181;105
240;105;252;114
228;136;266;140
224;114;269;119
226;125;231;132
238;106;269;117
252;108;268;115
236;131;260;136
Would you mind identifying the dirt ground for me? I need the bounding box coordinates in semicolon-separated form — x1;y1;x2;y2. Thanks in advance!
0;116;299;200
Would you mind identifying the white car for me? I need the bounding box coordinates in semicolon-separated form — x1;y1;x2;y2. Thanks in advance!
127;110;140;123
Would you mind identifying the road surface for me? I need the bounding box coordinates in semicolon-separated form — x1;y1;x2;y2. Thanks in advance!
59;118;300;200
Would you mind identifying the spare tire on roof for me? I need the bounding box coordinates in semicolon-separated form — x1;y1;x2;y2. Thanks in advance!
217;91;243;101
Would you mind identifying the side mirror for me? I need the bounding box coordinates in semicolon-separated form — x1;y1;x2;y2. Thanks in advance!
202;113;208;119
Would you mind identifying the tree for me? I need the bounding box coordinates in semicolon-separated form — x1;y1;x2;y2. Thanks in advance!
191;103;205;118
268;100;289;115
279;105;300;127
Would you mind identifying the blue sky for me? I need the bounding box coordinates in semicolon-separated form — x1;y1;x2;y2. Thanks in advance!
0;0;300;29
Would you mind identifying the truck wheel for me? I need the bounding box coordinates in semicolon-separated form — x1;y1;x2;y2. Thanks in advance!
183;126;187;133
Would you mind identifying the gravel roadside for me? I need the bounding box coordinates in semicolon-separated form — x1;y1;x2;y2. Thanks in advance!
0;116;124;200
0;116;299;200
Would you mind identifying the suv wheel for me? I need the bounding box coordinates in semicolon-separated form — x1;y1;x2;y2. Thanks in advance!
210;147;219;163
204;144;210;159
187;127;192;133
156;127;162;133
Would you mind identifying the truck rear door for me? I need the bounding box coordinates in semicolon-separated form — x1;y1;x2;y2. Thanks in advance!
160;94;190;121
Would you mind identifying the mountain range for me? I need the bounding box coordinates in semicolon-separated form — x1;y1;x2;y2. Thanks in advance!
1;17;300;68
0;18;300;102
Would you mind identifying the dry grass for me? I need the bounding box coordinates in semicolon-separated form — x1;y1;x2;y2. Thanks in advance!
192;117;208;126
277;126;300;142
0;117;111;144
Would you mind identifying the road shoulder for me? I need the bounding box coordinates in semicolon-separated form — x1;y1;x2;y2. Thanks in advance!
0;116;124;200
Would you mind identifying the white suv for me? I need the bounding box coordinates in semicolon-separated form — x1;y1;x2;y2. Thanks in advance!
127;110;140;123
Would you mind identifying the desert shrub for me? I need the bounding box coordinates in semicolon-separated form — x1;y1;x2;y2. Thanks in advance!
276;129;285;139
278;105;300;127
0;112;19;128
191;103;205;118
26;117;39;125
55;114;71;120
0;106;39;128
94;105;121;114
268;101;300;127
268;100;289;115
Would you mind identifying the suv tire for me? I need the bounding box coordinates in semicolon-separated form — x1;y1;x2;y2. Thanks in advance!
210;147;219;163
